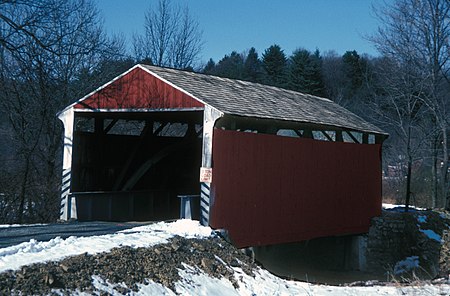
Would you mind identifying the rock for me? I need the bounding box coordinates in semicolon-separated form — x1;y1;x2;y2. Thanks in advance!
201;258;212;269
44;273;54;285
0;236;256;295
171;242;181;251
230;258;241;267
59;263;69;272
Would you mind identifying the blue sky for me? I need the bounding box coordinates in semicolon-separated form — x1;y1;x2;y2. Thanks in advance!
96;0;382;64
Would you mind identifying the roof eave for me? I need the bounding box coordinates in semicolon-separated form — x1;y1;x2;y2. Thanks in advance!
220;112;389;136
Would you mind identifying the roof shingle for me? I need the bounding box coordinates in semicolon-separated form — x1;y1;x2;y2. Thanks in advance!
141;65;386;135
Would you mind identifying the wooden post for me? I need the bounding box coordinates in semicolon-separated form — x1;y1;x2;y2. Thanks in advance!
108;196;112;220
58;108;77;220
129;195;134;220
266;126;278;135
94;117;104;190
94;117;104;134
375;134;384;144
362;133;369;144
303;129;313;139
200;105;223;226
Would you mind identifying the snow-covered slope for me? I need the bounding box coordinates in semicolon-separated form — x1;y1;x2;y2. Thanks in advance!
1;220;449;295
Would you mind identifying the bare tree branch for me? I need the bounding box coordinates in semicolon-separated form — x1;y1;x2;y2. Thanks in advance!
133;0;203;69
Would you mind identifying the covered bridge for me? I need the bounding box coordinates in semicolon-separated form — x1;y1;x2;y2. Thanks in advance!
58;64;387;248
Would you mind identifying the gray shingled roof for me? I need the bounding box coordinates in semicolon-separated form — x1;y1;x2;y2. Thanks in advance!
140;64;386;135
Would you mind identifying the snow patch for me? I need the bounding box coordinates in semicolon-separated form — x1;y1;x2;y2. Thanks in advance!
0;220;212;272
382;203;426;211
0;223;47;228
394;256;419;275
120;219;212;238
176;264;238;296
420;229;442;242
417;215;427;223
53;264;450;296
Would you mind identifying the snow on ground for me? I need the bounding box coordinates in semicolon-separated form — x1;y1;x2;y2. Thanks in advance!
417;215;427;223
394;256;419;275
416;212;443;243
0;219;211;273
0;223;48;228
64;264;450;296
419;229;442;242
382;203;426;211
2;219;450;295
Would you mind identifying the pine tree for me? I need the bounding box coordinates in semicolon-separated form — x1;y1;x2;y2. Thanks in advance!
262;44;287;87
202;58;216;74
342;50;365;94
288;48;324;96
310;49;325;96
243;47;262;82
214;51;244;79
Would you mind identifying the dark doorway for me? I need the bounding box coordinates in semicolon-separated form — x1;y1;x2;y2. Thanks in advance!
70;111;203;222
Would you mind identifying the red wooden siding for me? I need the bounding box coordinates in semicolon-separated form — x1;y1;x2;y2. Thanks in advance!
210;129;382;248
74;67;203;110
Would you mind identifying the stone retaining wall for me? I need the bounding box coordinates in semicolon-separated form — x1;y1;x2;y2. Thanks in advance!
365;210;447;279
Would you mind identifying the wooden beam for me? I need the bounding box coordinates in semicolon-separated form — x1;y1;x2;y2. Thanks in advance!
345;131;360;144
321;131;334;141
336;130;343;142
112;121;154;191
294;130;303;137
104;119;119;134
153;122;168;136
120;136;198;191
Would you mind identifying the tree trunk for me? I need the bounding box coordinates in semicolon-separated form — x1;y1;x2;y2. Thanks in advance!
405;125;412;212
17;158;30;223
431;151;438;208
405;156;412;212
442;127;450;210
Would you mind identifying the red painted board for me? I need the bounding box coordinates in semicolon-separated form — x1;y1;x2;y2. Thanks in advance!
210;129;382;248
74;67;203;110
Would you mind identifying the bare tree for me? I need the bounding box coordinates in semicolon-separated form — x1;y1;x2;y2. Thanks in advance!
322;51;348;106
370;0;450;208
0;0;126;223
133;0;203;69
367;57;432;210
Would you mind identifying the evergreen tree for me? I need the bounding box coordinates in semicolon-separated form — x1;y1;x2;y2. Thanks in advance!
342;50;365;94
213;51;244;79
262;44;287;87
310;49;325;96
202;58;216;74
288;48;325;96
243;47;262;82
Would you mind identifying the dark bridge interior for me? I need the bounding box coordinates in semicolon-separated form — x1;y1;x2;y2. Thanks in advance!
70;111;203;222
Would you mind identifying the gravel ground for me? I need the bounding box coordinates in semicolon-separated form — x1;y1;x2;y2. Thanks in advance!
0;235;257;295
